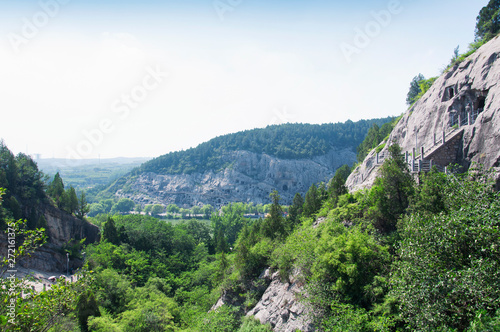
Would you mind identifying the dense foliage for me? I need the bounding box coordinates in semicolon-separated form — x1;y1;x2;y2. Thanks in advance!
0;141;48;230
406;74;438;107
133;120;393;175
475;0;500;42
356;117;399;163
3;138;500;332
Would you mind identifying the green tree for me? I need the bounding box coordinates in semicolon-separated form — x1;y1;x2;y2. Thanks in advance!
391;169;500;331
143;204;153;215
166;204;180;214
102;217;120;245
370;144;415;233
47;172;65;205
111;198;135;214
65;186;79;215
303;183;321;217
288;192;304;225
260;190;287;240
76;191;90;219
201;204;213;219
475;0;500;41
406;73;425;106
328;165;351;202
76;290;101;332
151;204;165;217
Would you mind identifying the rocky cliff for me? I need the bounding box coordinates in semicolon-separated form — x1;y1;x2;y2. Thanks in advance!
347;36;500;192
0;204;100;272
246;269;314;332
118;148;356;208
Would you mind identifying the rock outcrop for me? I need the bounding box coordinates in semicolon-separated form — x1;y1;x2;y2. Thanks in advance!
246;269;314;332
211;268;314;332
0;204;100;273
119;148;355;208
347;36;500;192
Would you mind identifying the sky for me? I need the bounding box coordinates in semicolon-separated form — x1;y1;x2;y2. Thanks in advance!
0;0;489;160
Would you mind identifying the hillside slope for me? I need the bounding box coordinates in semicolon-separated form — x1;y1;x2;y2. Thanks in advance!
106;120;392;207
347;35;500;191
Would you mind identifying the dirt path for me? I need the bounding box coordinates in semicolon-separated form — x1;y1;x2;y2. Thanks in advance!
6;266;78;293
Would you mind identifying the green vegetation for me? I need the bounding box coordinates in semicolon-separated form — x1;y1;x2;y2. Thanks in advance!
406;74;438;107
356;116;400;163
2;138;500;332
3;13;500;326
439;0;500;72
0;141;48;229
475;0;500;42
133;120;393;176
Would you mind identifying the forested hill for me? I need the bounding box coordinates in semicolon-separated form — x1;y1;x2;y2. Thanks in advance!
135;118;393;176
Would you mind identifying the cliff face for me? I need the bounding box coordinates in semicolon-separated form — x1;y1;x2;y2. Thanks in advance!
246;269;314;332
42;204;100;247
0;204;100;272
118;148;356;207
347;36;500;192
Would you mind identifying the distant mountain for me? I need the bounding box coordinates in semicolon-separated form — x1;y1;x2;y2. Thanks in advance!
133;121;392;176
37;157;150;192
104;119;394;207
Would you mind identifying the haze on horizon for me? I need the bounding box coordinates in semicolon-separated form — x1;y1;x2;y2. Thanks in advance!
0;0;488;160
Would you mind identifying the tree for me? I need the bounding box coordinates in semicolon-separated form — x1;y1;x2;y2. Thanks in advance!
166;204;179;214
76;290;101;332
151;204;165;217
475;0;500;41
201;204;213;219
101;199;114;213
102;217;120;245
111;198;135;214
64;186;79;215
406;74;425;106
47;172;65;206
144;204;153;216
303;184;321;217
76;192;90;219
261;190;287;240
371;144;415;233
288;193;304;224
391;169;500;331
328;165;351;202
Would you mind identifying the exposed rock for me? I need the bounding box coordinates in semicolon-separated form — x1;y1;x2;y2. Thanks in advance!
211;268;273;313
119;148;355;208
347;36;500;192
246;270;314;332
0;204;100;274
42;204;100;247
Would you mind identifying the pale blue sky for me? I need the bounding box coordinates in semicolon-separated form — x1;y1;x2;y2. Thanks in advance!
0;0;489;159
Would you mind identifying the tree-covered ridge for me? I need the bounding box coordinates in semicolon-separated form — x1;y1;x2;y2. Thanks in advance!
135;119;394;175
0;141;91;230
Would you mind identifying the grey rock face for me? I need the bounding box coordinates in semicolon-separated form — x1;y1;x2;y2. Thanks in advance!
347;36;500;192
246;270;314;332
119;148;355;208
0;204;100;273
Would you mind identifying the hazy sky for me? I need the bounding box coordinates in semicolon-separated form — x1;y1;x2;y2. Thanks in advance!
0;0;488;159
